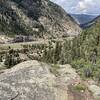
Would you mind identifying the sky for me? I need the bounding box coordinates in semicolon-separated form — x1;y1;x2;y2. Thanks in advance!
50;0;100;15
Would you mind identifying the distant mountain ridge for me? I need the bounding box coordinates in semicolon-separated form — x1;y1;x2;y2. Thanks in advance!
0;0;81;39
71;14;98;28
80;15;100;28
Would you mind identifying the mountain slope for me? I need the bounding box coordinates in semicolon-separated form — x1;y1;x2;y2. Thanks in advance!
0;0;81;38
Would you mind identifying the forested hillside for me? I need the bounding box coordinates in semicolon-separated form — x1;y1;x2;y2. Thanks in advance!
42;16;100;82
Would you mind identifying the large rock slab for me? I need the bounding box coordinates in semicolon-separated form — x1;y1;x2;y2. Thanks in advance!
0;60;94;100
0;60;68;100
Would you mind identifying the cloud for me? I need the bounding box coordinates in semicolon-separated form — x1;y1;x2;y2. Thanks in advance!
76;0;95;13
50;0;100;14
50;0;79;11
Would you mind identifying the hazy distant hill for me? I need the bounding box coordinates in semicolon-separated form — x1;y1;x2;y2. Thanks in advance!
82;15;100;28
0;0;81;38
71;14;97;28
79;15;100;28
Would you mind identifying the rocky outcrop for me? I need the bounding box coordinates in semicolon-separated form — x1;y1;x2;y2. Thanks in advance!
87;80;100;99
0;60;94;100
0;0;81;38
89;85;100;99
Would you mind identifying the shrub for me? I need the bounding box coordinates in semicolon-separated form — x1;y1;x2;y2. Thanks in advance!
74;84;87;92
4;49;21;68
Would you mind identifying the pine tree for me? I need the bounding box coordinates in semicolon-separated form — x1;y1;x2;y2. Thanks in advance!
53;42;62;64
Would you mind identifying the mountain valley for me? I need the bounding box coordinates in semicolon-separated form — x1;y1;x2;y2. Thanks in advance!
0;0;100;100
